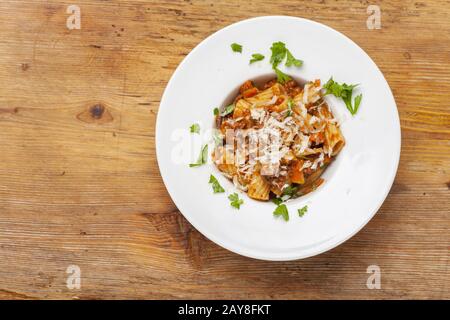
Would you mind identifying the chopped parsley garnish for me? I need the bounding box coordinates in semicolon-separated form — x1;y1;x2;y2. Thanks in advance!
298;205;308;217
272;185;298;205
274;67;291;84
228;193;244;209
269;41;302;83
272;199;308;220
273;204;289;221
221;104;235;116
250;53;265;64
282;185;298;198
214;105;234;117
354;94;363;113
189;123;200;134
209;174;225;193
323;77;362;115
272;197;283;205
286;50;303;67
286;99;294;117
270;42;287;67
231;43;242;53
212;130;223;146
189;144;208;167
270;41;302;68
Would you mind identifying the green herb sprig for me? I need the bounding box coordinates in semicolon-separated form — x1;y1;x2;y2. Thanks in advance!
249;53;265;64
286;99;294;117
323;77;362;115
269;41;303;83
189;144;208;167
221;104;235;117
189;123;200;134
228;193;244;209
231;43;242;53
298;205;308;217
273;203;289;221
209;174;225;193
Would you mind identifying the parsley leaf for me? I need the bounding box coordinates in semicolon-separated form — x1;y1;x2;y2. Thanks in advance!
189;123;200;134
354;94;363;114
231;43;242;53
270;41;302;68
270;41;302;82
273;204;289;221
250;53;265;64
323;77;362;115
228;193;244;209
220;104;235;116
209;174;225;193
214;105;234;117
286;99;294;117
270;41;287;68
282;185;298;198
272;197;283;205
298;205;308;217
272;185;298;205
274;67;291;84
189;144;208;167
286;50;303;67
212;129;223;147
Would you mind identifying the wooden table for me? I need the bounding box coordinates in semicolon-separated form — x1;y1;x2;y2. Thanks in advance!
0;0;448;300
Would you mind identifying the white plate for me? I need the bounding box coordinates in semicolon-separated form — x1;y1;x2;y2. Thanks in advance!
156;16;400;261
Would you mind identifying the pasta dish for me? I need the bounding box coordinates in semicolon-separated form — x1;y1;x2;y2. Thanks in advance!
212;78;345;201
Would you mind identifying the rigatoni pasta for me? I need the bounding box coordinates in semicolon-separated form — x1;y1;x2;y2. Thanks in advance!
212;78;345;201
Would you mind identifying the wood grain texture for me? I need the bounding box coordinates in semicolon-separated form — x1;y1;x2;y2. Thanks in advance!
0;0;449;300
